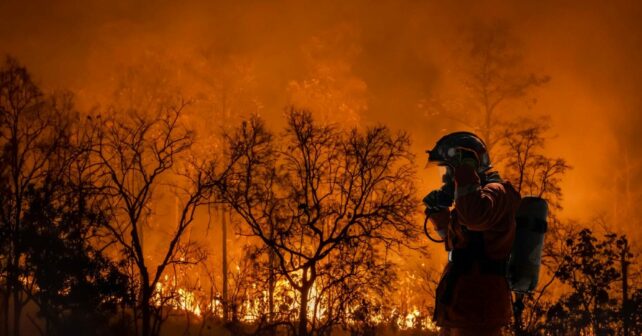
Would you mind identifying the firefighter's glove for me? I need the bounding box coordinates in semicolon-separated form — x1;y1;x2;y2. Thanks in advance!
448;147;480;170
423;189;453;215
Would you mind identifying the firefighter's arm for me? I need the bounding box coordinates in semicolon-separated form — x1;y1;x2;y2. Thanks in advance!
453;165;510;231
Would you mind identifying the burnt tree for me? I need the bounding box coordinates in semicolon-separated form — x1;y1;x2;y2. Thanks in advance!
0;57;72;336
92;100;216;336
216;110;419;336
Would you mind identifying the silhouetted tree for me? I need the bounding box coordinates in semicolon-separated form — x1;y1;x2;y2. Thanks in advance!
18;101;134;335
627;287;642;336
327;245;396;336
216;110;419;336
424;21;549;156
91;99;217;336
21;179;130;336
462;22;550;153
543;229;638;335
501;118;570;212
0;57;72;336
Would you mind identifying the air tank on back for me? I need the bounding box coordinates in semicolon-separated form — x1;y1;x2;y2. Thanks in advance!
508;196;548;294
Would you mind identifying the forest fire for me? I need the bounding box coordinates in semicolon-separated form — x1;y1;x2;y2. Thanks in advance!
1;1;642;336
152;275;439;333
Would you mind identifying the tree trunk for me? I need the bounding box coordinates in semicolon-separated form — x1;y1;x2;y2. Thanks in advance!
141;272;151;336
266;219;276;336
9;198;22;336
12;287;20;336
592;287;599;335
2;280;10;336
268;270;274;317
621;239;629;336
267;269;275;335
298;283;310;336
221;205;229;322
268;221;275;326
327;294;333;336
141;290;151;336
11;251;21;336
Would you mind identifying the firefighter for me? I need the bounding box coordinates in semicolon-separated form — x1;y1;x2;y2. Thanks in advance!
423;132;521;336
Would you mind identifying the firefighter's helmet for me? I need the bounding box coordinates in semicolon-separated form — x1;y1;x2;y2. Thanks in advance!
426;131;492;172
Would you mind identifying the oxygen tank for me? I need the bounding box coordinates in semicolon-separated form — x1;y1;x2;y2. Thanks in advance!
508;196;548;294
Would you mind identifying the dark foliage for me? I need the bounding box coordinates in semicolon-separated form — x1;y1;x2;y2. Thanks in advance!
22;182;131;336
540;229;640;335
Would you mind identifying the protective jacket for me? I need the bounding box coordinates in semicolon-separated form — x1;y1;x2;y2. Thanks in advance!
430;165;521;330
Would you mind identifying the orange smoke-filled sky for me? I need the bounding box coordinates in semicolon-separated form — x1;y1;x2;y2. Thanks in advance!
1;0;641;236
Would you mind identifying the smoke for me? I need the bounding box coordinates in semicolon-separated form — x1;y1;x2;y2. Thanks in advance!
1;0;641;235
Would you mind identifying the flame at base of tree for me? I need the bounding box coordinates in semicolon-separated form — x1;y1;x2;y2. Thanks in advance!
150;272;439;332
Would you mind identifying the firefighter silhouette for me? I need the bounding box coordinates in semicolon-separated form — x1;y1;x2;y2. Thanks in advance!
423;132;521;336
